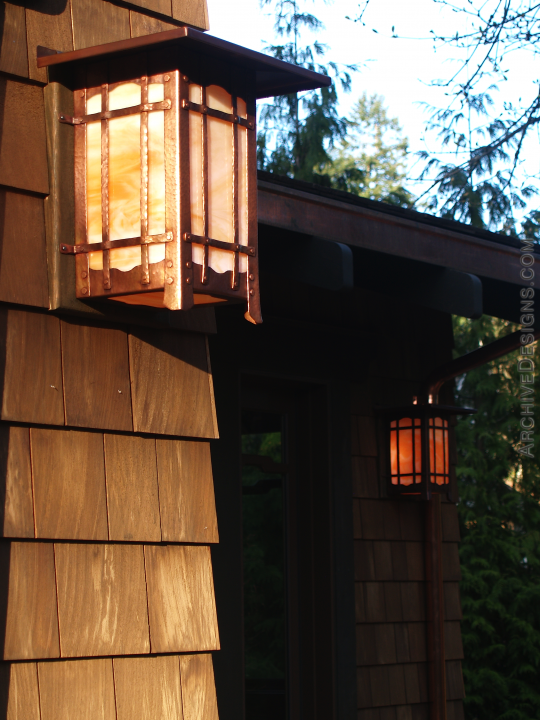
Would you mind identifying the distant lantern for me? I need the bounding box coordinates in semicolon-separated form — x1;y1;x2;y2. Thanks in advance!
41;28;331;322
379;403;475;500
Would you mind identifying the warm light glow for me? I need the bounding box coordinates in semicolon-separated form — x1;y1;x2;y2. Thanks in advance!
189;84;249;275
429;417;449;485
109;83;142;271
86;82;167;273
390;418;421;486
147;82;166;264
238;97;248;266
390;415;450;490
189;83;204;269
86;92;102;270
83;77;250;293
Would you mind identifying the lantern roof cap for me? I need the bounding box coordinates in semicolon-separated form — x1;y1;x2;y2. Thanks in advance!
375;404;477;416
37;27;331;99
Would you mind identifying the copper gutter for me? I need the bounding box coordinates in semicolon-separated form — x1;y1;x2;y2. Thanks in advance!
421;328;540;403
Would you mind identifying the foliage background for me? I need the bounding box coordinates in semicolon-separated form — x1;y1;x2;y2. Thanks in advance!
453;317;540;720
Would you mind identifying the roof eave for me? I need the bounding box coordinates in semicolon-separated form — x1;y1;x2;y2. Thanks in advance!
37;27;331;98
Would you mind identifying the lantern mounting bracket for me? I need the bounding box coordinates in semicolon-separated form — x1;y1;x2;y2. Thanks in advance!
183;233;256;256
60;232;174;255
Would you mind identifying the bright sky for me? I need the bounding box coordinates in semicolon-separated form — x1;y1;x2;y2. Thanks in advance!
206;0;538;205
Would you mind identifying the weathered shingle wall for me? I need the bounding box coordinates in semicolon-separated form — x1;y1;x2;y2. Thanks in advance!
0;2;219;716
351;295;466;720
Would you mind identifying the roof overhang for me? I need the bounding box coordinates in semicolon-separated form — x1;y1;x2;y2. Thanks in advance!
257;174;540;323
37;27;331;98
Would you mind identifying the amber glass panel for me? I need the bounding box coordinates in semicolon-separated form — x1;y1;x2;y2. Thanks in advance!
207;85;234;273
147;82;166;265
413;425;422;482
189;84;204;268
445;421;449;476
237;97;248;273
390;423;398;483
429;417;449;485
85;81;167;274
86;93;103;270
399;425;413;479
188;84;249;276
108;83;142;271
390;418;422;487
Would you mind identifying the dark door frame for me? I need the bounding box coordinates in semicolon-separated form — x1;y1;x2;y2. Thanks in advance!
209;307;356;720
241;375;334;719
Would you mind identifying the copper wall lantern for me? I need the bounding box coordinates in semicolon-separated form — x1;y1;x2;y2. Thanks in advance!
38;28;330;321
379;403;475;500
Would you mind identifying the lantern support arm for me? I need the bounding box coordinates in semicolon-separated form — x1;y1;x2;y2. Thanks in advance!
421;328;540;402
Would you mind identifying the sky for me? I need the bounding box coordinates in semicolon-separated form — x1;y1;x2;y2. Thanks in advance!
205;0;538;207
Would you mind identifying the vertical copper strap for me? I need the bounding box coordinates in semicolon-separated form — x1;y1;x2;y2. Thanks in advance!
74;87;90;298
164;70;189;310
425;494;447;720
422;414;431;501
101;83;111;290
232;95;239;290
396;421;400;484
201;86;209;285
244;97;262;323
444;422;448;481
140;76;150;284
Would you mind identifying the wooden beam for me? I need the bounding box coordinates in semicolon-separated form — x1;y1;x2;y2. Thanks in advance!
258;180;533;286
259;231;353;292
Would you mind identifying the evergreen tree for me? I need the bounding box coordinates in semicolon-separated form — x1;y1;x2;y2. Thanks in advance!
321;92;414;206
257;0;357;183
413;0;540;234
453;315;540;720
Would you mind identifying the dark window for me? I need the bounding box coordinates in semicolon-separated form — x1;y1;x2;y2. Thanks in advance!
240;378;334;720
242;410;288;719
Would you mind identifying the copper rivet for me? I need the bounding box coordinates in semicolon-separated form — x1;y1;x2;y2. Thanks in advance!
249;273;254;280
186;278;192;284
166;277;173;285
167;261;173;268
80;92;84;98
185;262;191;268
249;289;254;295
164;74;170;82
81;288;88;295
182;75;188;82
102;84;106;89
81;271;87;278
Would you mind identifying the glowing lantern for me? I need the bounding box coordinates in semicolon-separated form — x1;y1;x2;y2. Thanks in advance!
380;404;474;499
39;28;330;321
